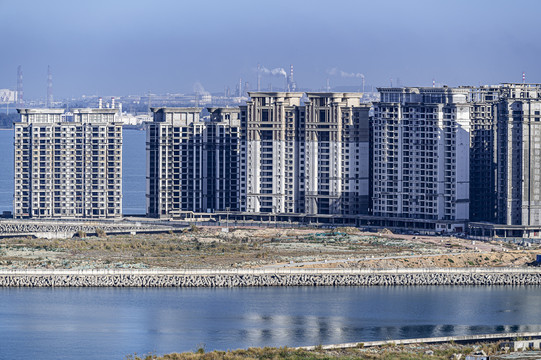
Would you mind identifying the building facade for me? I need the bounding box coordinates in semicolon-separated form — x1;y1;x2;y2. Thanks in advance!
240;92;304;214
206;108;241;212
239;91;370;216
14;108;122;219
147;107;204;217
372;87;470;233
496;84;541;226
147;107;241;217
468;86;500;223
147;92;371;218
303;93;370;215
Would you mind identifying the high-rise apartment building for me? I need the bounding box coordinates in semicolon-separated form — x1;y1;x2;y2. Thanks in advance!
372;87;470;233
240;92;304;214
239;91;370;216
147;107;204;217
206;107;241;212
495;84;541;226
303;93;370;215
147;92;370;219
14;108;122;219
468;83;541;238
146;107;241;218
468;86;500;223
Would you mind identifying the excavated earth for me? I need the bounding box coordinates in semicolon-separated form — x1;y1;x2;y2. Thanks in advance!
0;226;538;270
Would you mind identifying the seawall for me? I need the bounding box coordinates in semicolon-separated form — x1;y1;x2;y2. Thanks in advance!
1;267;541;287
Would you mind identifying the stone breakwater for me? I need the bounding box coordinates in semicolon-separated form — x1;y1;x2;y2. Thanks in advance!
1;268;541;287
0;219;180;239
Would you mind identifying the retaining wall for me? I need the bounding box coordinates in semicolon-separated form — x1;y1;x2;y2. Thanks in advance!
1;268;541;287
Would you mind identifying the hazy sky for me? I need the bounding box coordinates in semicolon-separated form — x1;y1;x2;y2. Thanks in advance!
1;0;540;99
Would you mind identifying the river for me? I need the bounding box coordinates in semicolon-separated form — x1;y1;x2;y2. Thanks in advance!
1;286;541;359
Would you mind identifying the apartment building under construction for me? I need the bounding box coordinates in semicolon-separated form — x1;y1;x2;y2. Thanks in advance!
240;92;304;214
14;108;122;219
372;87;471;233
303;93;369;215
239;91;370;216
146;107;241;217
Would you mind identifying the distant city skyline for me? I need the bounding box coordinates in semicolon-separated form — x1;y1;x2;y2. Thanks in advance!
1;0;540;99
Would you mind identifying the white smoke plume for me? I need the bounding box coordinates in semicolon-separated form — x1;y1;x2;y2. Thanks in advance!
328;67;364;78
193;81;210;95
258;66;287;78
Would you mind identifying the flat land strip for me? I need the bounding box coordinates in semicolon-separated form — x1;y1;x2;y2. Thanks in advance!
128;342;538;360
0;226;538;270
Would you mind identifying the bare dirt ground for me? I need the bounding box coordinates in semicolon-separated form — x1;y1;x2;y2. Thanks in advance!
0;226;538;270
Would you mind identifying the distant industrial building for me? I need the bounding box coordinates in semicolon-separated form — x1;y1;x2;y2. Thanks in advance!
14;108;122;219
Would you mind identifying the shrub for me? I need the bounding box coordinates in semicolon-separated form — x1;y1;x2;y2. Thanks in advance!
195;344;205;354
95;228;106;237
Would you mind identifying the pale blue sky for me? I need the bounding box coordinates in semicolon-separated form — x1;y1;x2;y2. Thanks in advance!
1;0;540;99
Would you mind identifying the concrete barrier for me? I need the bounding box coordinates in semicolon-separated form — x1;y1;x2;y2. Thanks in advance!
1;267;541;287
298;331;541;350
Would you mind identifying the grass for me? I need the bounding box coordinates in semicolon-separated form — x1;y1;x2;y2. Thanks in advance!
0;229;417;269
125;342;506;360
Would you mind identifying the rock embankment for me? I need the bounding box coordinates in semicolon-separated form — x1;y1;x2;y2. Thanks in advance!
1;268;541;287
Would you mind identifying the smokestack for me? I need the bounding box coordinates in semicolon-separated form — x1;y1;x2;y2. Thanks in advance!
111;97;115;109
523;72;526;84
17;65;23;105
47;65;53;107
257;63;261;91
98;97;103;109
433;78;435;88
238;78;242;97
287;64;296;92
361;74;365;93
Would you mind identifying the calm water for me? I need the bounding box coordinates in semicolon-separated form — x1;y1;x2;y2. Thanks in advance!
0;130;13;214
1;286;541;359
0;128;146;215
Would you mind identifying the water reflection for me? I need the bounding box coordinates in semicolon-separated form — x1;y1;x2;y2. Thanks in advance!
1;286;541;360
